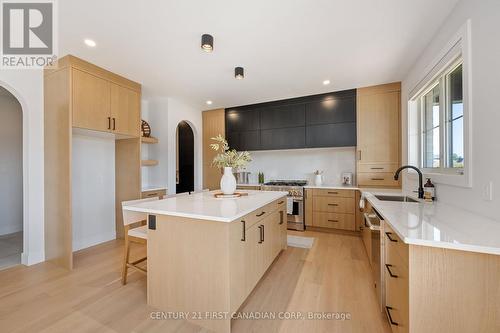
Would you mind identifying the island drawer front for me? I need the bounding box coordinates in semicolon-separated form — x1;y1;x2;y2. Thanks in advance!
358;163;399;173
384;223;408;265
242;199;284;229
313;212;355;231
358;173;400;187
312;189;355;198
141;189;166;199
313;196;355;214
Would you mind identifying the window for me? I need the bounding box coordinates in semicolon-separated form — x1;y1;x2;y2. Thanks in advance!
416;59;464;174
408;20;471;187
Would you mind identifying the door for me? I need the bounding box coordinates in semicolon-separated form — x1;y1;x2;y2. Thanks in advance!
229;220;248;312
72;68;111;132
357;91;400;164
176;121;194;193
110;84;140;137
246;223;264;294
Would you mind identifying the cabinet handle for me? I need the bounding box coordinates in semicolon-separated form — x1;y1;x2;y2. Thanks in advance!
112;118;116;130
370;167;384;170
328;203;338;206
262;225;265;242
278;201;284;205
371;178;385;181
385;232;398;242
241;220;246;241
279;211;284;225
328;191;339;195
385;264;398;278
328;219;339;223
146;193;158;197
256;211;266;217
385;306;399;326
258;225;263;244
358;150;362;161
107;117;111;130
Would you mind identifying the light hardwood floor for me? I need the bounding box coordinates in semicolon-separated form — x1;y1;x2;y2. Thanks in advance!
0;232;22;271
0;231;390;333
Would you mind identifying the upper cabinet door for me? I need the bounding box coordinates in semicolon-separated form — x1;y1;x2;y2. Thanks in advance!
110;84;141;137
72;69;111;132
357;90;400;163
260;104;305;129
305;96;356;125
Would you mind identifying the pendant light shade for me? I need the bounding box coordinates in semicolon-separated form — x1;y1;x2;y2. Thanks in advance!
201;34;214;52
235;67;244;79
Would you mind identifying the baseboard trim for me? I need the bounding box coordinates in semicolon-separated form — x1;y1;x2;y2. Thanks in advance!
72;231;117;252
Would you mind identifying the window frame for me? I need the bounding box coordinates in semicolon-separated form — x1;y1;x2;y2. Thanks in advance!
407;20;472;188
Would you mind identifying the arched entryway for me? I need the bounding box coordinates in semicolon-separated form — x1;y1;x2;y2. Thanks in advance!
0;86;23;270
176;121;195;194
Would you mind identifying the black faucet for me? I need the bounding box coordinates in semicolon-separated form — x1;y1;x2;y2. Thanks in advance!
394;165;424;199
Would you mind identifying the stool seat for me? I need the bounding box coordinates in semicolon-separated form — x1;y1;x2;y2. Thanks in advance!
128;225;147;239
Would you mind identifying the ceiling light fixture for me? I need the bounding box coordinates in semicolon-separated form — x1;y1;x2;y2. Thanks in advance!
206;100;213;105
323;80;330;85
235;67;244;79
201;34;214;52
84;39;96;47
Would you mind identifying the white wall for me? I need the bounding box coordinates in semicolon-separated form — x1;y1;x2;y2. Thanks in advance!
0;70;45;265
0;89;23;236
71;133;116;251
244;147;356;184
401;0;500;220
144;97;202;195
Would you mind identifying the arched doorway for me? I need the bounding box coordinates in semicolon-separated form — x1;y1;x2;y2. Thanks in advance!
0;86;23;270
176;121;195;194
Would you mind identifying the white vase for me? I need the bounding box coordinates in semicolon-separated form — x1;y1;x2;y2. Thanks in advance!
315;174;323;186
220;167;237;195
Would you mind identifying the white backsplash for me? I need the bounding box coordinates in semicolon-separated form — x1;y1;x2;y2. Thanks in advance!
244;147;356;184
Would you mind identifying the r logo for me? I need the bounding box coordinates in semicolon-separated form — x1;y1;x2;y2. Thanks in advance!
2;2;53;54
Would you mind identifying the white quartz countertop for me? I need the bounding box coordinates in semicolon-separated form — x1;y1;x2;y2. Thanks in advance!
362;190;500;255
123;190;287;223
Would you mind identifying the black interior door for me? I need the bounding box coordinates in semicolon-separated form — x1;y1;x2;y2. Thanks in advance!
176;121;194;194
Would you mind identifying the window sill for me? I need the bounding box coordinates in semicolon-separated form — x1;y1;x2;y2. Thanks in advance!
406;170;471;188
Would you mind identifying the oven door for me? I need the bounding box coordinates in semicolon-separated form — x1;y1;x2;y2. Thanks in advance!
287;197;304;231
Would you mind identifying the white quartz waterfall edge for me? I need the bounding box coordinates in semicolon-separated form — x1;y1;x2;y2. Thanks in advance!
287;235;315;249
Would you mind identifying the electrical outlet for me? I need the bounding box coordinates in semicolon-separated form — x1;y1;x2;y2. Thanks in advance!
483;182;493;201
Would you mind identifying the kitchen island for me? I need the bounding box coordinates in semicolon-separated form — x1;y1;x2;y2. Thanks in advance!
123;190;288;333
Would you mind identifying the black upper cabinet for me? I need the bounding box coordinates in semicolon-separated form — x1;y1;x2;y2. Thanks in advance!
260;104;305;129
225;89;356;151
306;96;356;125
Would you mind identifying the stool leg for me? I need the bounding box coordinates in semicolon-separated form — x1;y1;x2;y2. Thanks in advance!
121;237;131;285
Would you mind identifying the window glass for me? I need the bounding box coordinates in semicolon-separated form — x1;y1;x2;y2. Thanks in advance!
423;84;440;168
448;64;464;168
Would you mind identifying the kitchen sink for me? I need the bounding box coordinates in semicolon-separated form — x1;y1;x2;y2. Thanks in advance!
374;195;419;203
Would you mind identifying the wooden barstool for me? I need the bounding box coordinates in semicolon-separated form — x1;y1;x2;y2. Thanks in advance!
121;197;159;285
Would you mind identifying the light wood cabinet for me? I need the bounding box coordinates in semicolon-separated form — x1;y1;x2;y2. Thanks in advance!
202;109;225;190
110;84;141;137
357;83;401;188
70;59;140;137
44;55;142;269
306;189;356;231
72;69;111;132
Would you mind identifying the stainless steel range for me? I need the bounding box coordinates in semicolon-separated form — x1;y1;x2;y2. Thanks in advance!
261;180;307;231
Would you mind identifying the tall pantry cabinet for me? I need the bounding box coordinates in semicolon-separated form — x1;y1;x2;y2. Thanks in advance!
356;82;401;187
44;55;142;269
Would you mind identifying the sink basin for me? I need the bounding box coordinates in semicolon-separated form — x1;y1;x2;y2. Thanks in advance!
374;195;419;203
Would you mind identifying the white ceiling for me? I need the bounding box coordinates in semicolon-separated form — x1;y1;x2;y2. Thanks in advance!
59;0;459;109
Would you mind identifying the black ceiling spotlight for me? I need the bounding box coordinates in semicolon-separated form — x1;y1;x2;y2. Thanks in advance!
235;67;244;79
201;34;213;52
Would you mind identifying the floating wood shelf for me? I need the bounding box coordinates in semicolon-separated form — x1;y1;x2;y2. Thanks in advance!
141;159;159;166
141;136;158;144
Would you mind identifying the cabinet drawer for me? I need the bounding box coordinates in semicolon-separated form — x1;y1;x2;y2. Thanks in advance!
141;189;166;199
357;173;400;187
313;212;355;231
312;188;355;198
236;185;261;190
384;223;408;265
358;163;399;173
243;199;283;229
312;196;355;214
385;247;409;333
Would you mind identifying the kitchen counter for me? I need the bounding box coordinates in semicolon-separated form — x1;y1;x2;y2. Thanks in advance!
363;189;500;255
304;183;359;190
123;190;287;222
